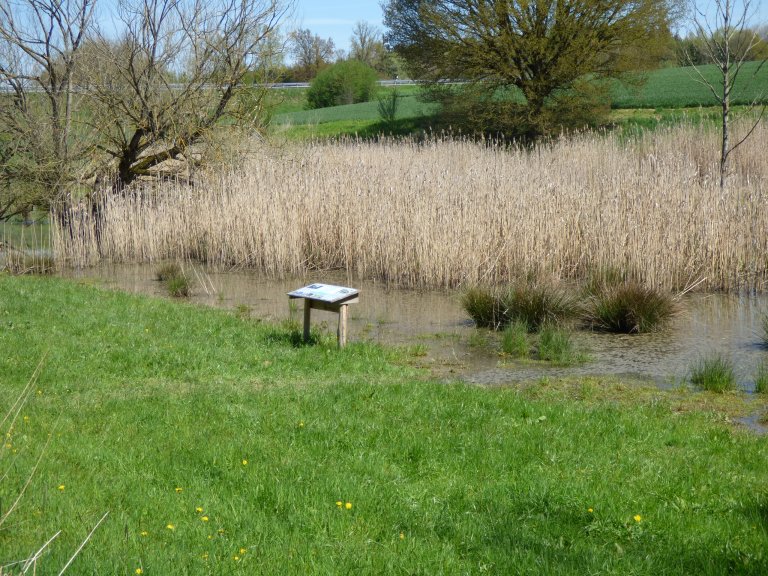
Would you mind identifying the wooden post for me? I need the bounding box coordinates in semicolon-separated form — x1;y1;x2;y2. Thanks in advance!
303;299;312;343
338;304;349;348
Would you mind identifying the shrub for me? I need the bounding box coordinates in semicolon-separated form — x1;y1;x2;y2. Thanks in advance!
377;89;400;125
690;354;736;393
307;60;379;109
499;281;579;332
584;281;675;333
501;320;529;358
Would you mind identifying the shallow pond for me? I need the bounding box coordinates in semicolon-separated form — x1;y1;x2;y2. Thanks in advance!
64;264;768;393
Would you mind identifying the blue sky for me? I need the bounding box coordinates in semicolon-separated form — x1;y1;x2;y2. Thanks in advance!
289;0;768;52
291;1;385;53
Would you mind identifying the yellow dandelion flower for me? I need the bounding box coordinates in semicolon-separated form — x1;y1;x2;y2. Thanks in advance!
218;528;226;535
208;535;213;540
233;555;240;561
201;516;209;522
23;415;29;422
588;508;593;513
298;421;304;428
175;487;183;493
399;532;405;540
57;484;65;491
345;502;352;510
239;548;247;555
166;524;175;531
135;569;143;575
202;552;209;560
336;501;342;507
195;507;203;513
242;459;248;466
140;531;149;537
633;515;642;523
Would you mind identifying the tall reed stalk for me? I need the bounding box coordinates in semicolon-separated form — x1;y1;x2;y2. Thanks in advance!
52;121;768;292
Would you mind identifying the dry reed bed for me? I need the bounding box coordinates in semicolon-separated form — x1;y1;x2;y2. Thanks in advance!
53;122;768;291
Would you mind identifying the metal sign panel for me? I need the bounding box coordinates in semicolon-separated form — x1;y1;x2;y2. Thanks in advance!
287;283;359;303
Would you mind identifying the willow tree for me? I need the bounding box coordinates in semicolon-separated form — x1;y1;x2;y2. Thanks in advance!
86;0;290;188
383;0;678;136
0;0;96;216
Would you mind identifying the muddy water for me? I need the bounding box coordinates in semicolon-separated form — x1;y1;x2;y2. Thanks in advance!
64;264;768;392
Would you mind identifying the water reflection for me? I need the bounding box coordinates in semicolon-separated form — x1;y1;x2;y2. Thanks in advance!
64;264;768;391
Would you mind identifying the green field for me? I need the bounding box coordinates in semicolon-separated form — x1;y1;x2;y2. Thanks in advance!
2;275;767;574
271;63;768;139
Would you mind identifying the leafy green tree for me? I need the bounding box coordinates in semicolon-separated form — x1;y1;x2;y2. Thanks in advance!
306;60;379;109
383;0;679;136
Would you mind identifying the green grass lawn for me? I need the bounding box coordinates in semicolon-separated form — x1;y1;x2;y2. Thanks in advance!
2;275;767;574
612;61;768;109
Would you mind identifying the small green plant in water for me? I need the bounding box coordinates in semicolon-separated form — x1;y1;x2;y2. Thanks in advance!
584;281;675;333
755;362;768;394
536;326;585;365
155;261;182;282
166;275;191;298
501;320;529;358
156;262;190;297
690;354;736;393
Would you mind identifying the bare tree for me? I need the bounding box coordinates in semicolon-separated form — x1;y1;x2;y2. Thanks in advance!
688;0;767;188
289;28;334;80
83;0;289;188
0;0;96;217
349;21;388;74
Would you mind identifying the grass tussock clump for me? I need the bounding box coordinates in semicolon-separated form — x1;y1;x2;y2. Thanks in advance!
690;354;737;393
463;281;579;332
500;281;580;332
461;287;502;329
584;281;676;333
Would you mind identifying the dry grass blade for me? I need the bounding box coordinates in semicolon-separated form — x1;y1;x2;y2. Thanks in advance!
0;356;50;530
18;531;62;574
55;511;109;576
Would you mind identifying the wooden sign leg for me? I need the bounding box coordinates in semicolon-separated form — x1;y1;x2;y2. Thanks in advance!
338;304;349;348
303;299;312;343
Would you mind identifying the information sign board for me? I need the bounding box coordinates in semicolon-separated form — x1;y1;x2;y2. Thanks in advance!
287;283;359;303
